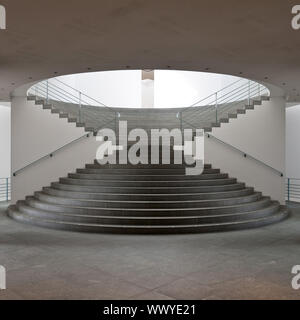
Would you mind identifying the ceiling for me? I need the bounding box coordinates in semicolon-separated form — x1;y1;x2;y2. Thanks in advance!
0;0;299;101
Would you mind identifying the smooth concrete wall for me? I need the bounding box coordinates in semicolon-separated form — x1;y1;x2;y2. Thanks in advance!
205;96;286;204
11;97;99;203
0;104;11;178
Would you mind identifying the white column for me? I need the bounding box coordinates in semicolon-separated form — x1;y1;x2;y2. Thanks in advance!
141;70;154;108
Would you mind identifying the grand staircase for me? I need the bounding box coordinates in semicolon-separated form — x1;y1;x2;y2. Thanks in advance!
8;78;288;234
8;159;288;234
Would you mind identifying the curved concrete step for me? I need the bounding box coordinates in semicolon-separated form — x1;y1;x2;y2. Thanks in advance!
15;201;281;225
68;173;229;181
24;196;272;217
92;161;212;169
79;168;220;175
51;181;246;194
8;143;287;234
42;186;255;201
8;206;289;234
34;191;262;209
60;177;237;187
76;168;220;176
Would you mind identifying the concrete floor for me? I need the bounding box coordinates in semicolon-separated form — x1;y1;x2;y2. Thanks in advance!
0;201;300;300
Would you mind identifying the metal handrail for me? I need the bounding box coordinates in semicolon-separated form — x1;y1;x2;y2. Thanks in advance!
183;84;267;120
12;112;120;177
178;78;269;127
29;79;118;124
206;133;283;177
193;82;254;108
53;78;115;111
181;79;268;115
32;80;112;111
187;78;244;108
13;133;93;177
32;83;116;124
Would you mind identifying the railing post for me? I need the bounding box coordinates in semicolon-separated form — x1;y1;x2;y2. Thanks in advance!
215;92;218;123
46;80;49;103
288;178;290;202
248;80;251;105
180;111;183;133
79;91;82;123
115;111;118;144
6;178;8;202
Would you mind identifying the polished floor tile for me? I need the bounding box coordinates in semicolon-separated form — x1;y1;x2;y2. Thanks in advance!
0;202;300;300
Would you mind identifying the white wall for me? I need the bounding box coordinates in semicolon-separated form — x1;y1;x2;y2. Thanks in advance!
154;70;240;108
57;70;142;108
205;96;286;204
11;97;99;203
0;104;11;178
286;104;300;179
47;70;243;109
141;79;154;108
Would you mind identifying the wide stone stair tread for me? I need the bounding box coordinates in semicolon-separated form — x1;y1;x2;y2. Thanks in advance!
23;196;273;216
8;206;288;234
51;181;246;193
15;201;281;225
41;186;255;201
59;177;238;187
34;190;262;206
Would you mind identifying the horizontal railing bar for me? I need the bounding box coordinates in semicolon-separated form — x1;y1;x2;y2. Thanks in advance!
53;78;115;112
215;81;258;105
187;83;250;109
34;88;116;124
186;78;245;109
39;82;86;105
183;85;264;119
217;85;262;106
185;80;264;110
34;85;117;123
44;82;93;106
286;185;300;188
196;85;262;112
35;85;77;105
